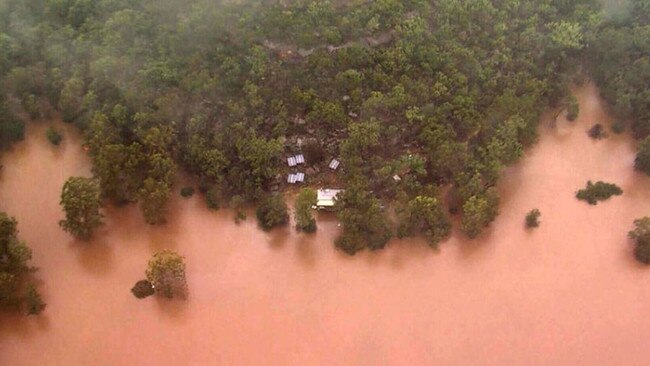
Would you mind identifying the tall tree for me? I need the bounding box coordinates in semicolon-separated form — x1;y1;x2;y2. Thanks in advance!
294;188;317;233
146;250;187;299
59;177;103;239
0;212;45;315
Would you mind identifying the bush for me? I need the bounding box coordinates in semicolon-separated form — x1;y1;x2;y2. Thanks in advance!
256;195;289;230
611;121;625;134
566;95;579;121
294;188;317;233
205;186;220;210
629;218;650;264
575;180;622;205
25;284;46;315
180;186;195;198
634;136;650;176
525;208;541;228
131;280;155;299
46;127;63;145
588;124;606;139
230;195;246;223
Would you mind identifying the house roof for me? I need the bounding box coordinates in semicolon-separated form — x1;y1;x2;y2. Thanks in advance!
316;189;343;207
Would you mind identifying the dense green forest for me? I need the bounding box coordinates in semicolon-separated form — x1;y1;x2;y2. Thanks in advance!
0;0;646;260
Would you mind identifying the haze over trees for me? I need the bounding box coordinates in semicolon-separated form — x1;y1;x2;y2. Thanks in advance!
0;0;622;253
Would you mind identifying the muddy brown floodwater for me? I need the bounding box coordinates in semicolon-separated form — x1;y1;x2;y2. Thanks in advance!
1;82;650;365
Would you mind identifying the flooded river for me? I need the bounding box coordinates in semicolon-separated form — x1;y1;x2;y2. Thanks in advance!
1;82;650;365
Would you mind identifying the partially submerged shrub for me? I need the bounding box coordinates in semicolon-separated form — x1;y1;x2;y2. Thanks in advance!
611;121;625;134
180;186;195;198
588;124;606;139
525;209;541;228
205;186;220;210
131;280;155;299
629;217;650;264
25;284;46;315
566;95;579;121
256;195;289;230
230;195;246;223
634;136;650;176
575;180;622;205
294;188;317;233
46;127;63;145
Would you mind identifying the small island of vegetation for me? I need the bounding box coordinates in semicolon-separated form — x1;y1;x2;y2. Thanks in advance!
575;180;623;205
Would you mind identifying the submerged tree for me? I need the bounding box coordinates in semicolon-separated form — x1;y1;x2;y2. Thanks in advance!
0;213;45;315
634;136;650;176
59;177;104;239
131;280;155;299
294;188;317;233
25;284;46;315
46;127;63;146
525;209;541;228
145;250;187;299
566;95;579;121
461;188;500;239
256;195;289;231
575;181;622;205
335;180;392;255
396;194;451;248
629;217;650;264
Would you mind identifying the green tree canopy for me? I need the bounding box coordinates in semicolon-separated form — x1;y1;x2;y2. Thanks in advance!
59;176;104;239
145;250;187;299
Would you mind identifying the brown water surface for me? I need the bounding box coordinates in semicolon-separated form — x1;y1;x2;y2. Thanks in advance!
1;83;650;365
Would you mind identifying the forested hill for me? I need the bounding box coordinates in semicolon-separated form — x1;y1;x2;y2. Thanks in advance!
0;0;603;253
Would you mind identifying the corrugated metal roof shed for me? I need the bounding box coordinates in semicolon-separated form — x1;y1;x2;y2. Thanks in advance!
329;159;340;170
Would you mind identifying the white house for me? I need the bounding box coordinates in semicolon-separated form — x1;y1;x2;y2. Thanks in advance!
315;189;343;209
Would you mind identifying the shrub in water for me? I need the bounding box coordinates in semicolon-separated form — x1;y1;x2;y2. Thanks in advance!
611;121;625;134
634;136;650;176
629;217;650;264
525;209;541;228
256;195;289;230
575;180;622;205
131;280;155;299
566;95;579;121
180;186;195;198
46;127;63;145
205;186;220;210
588;124;606;139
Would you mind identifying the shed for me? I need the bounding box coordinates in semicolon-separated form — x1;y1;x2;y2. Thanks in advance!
316;189;343;209
287;174;297;184
295;172;305;182
295;154;305;164
329;159;340;170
